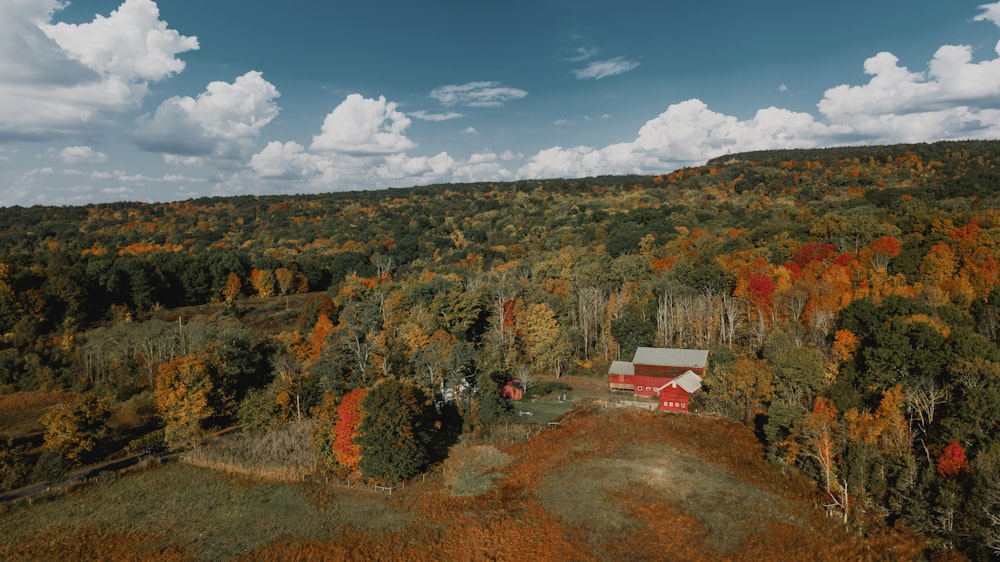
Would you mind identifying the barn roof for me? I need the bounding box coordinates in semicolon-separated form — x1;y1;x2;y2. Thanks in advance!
671;370;703;393
654;370;703;394
608;361;634;376
632;347;709;368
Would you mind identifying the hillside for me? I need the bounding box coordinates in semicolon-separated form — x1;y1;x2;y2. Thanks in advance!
2;139;1000;558
0;404;925;561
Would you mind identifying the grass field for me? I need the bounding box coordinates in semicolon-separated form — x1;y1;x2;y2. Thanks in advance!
0;391;75;440
0;404;928;561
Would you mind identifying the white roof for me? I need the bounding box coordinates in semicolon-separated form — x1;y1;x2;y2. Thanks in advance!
672;371;703;393
608;360;634;376
654;370;703;394
632;347;709;369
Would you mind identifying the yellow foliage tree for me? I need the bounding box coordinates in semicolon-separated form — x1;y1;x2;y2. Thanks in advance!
155;353;215;446
222;272;242;303
39;393;110;465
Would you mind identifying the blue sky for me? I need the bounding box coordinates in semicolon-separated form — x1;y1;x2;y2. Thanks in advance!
3;0;1000;206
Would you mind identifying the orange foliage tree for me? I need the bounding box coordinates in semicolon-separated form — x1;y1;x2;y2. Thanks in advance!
333;388;368;472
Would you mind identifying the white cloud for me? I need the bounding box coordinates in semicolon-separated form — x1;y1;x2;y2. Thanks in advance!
376;152;455;182
409;110;464;121
975;1;1000;26
520;3;1000;179
553;119;570;126
311;94;414;155
453;152;515;183
517;100;832;179
42;0;198;82
250;141;323;180
567;46;599;62
430;81;528;107
60;145;108;164
132;71;280;161
572;56;639;80
816;39;1000;142
778;83;789;92
0;0;197;141
462;127;478;135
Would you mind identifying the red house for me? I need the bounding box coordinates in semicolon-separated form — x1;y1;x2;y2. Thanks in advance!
608;347;708;412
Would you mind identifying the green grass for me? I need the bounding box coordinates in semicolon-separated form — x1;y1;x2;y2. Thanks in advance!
0;461;411;561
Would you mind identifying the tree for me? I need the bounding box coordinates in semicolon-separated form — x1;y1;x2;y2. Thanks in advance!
155;353;215;446
250;268;275;298
936;440;968;479
333;388;367;472
38;393;110;466
222;272;242;303
520;303;570;377
356;378;435;483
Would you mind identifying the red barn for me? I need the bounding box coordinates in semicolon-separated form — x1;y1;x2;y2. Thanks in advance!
608;347;708;412
656;371;703;412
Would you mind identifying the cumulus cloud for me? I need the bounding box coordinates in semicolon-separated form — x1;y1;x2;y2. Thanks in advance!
376;152;455;182
60;145;108;164
250;141;323;180
816;37;1000;142
311;94;414;155
409;110;464;121
132;71;280;160
0;0;197;140
42;0;197;82
452;152;515;183
572;56;639;80
430;81;528;107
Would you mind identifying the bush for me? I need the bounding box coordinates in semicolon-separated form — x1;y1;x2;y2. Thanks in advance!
124;429;166;456
531;381;571;397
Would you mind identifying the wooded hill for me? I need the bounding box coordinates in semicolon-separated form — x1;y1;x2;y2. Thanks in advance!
2;140;1000;558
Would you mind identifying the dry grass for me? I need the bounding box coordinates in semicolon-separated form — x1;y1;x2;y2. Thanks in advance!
181;421;320;482
0;391;75;438
441;442;513;497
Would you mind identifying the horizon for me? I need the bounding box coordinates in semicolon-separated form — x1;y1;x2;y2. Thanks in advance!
2;0;1000;207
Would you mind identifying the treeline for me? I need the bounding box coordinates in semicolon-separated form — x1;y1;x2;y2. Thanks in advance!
2;140;1000;557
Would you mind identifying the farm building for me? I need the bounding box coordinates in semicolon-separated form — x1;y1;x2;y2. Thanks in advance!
609;347;708;412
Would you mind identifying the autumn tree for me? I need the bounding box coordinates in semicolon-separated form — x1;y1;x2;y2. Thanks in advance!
936;440;968;479
222;272;242;303
520;302;571;377
356;378;436;483
39;393;110;466
333;388;368;472
275;267;295;296
250;268;276;299
155;352;215;446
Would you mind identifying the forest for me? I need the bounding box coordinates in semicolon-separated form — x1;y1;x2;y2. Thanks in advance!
1;139;1000;559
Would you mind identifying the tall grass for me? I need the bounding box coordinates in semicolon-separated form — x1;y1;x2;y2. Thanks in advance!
181;421;319;482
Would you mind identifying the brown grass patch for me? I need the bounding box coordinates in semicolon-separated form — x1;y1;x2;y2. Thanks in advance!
0;528;189;562
0;391;75;438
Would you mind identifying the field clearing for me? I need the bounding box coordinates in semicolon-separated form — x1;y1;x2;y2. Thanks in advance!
0;391;76;439
0;405;926;561
0;461;410;561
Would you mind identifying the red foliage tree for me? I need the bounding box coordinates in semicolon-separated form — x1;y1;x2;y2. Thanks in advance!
936;440;969;479
747;272;776;310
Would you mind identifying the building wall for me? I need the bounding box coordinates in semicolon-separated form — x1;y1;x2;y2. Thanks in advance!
659;386;691;412
631;375;673;397
634;364;705;378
